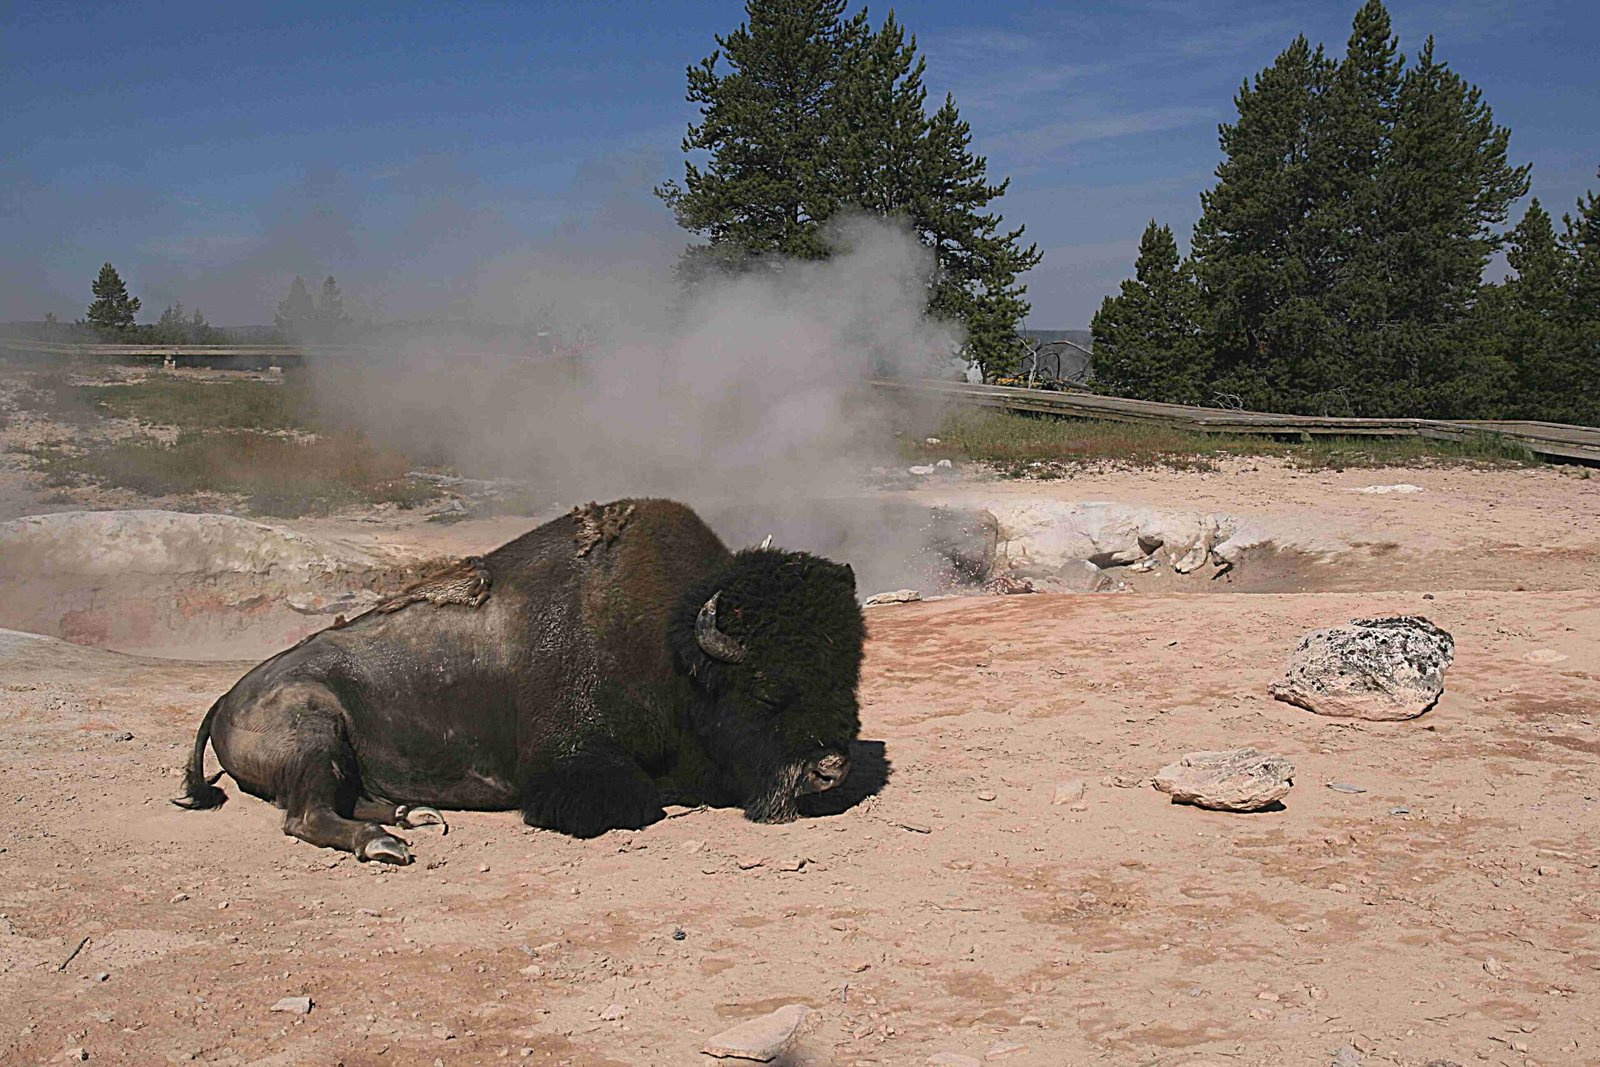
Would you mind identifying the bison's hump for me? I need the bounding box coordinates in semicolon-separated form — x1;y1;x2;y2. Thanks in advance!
572;501;636;558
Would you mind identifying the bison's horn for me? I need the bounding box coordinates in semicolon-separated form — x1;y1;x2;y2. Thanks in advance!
758;534;774;550
695;592;747;664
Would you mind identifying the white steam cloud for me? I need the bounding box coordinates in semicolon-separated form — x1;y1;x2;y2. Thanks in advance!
324;217;951;490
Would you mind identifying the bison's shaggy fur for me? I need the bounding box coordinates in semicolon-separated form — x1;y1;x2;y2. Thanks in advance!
176;499;866;862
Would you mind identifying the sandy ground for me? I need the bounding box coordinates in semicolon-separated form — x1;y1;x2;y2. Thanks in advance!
1;382;1598;1065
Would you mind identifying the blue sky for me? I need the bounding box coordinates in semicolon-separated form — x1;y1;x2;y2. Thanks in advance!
3;0;1595;327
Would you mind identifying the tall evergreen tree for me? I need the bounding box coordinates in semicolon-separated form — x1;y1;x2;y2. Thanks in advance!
1361;36;1527;415
1091;222;1207;402
1191;35;1338;411
155;302;189;344
85;262;141;335
658;0;1038;372
657;0;849;273
1184;0;1528;417
317;276;351;337
275;276;315;338
1554;168;1600;424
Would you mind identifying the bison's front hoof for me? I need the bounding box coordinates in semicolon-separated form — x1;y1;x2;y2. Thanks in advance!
358;832;413;865
397;805;449;835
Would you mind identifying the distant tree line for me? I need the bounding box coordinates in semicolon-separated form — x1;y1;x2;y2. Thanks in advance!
35;263;354;345
1092;0;1600;426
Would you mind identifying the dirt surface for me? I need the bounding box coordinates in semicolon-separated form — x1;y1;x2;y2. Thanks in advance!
1;401;1598;1064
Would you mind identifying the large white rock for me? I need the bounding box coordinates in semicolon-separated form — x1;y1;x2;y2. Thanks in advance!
1153;749;1294;812
1270;615;1454;720
702;1004;810;1062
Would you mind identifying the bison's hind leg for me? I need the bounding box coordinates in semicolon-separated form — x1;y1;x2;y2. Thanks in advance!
521;737;664;839
229;683;415;864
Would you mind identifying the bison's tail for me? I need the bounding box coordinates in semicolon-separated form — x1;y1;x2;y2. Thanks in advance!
172;697;227;810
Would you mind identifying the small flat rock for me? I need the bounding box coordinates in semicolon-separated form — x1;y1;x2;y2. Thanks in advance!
1153;749;1294;812
864;589;922;607
599;1004;626;1021
985;1043;1028;1061
1523;648;1568;664
58;1051;88;1063
1326;782;1367;794
1330;1046;1363;1067
1051;780;1087;807
1270;615;1454;720
269;996;312;1015
907;465;936;476
927;1055;981;1067
702;1004;809;1062
975;790;996;802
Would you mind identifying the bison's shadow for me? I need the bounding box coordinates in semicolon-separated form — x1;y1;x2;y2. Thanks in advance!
795;739;890;818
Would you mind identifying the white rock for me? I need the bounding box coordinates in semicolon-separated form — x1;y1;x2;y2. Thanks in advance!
1051;780;1088;808
908;465;936;476
935;459;953;469
599;1004;626;1021
1153;749;1294;812
702;1004;809;1061
270;996;312;1015
1348;483;1425;494
1270;616;1454;720
864;589;922;606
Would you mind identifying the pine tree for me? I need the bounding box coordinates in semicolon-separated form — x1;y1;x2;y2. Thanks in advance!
189;307;213;344
316;276;350;337
1556;168;1600;424
1191;35;1337;411
1360;36;1527;415
1091;222;1207;402
659;0;1038;372
657;0;850;275
275;276;316;338
85;262;141;336
155;302;189;344
1184;1;1528;417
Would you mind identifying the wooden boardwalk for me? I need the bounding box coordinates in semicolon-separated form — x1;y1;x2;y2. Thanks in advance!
871;378;1600;464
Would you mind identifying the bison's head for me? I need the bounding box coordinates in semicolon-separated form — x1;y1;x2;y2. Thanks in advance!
672;548;865;823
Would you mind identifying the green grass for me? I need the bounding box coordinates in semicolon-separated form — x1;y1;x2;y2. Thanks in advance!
75;378;315;431
917;409;1538;474
27;430;434;517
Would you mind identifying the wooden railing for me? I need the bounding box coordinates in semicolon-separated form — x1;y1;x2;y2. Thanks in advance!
871;378;1600;464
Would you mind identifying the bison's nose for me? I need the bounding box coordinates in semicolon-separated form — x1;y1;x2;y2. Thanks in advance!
804;752;850;794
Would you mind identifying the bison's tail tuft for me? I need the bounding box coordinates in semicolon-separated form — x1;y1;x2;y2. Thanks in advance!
172;698;228;810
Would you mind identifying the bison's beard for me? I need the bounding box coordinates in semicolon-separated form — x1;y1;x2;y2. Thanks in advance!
742;762;807;824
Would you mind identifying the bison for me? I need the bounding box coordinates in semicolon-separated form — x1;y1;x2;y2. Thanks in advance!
175;499;865;864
